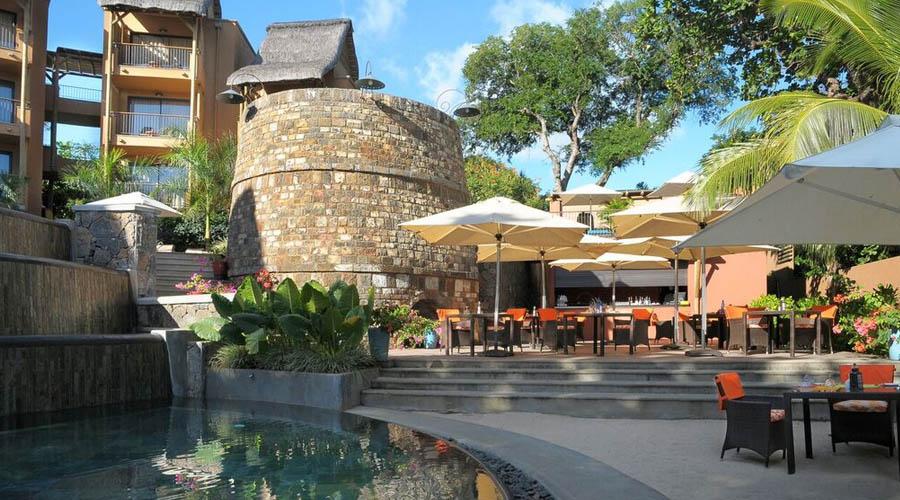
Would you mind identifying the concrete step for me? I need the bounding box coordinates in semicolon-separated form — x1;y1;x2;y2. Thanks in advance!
385;357;877;371
370;377;795;395
378;367;836;383
360;389;831;420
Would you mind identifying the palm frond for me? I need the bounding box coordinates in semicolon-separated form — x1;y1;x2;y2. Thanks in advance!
688;138;782;209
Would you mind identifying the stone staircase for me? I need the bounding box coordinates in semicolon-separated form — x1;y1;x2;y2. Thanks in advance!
360;357;889;420
155;251;215;296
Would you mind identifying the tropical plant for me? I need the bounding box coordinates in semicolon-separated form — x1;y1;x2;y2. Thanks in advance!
166;133;237;241
61;147;140;201
208;239;228;257
370;305;412;334
464;155;545;209
0;173;25;208
689;0;899;207
393;311;438;349
158;210;229;251
832;284;900;354
190;271;376;372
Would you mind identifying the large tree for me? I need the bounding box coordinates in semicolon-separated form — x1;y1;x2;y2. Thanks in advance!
462;3;732;191
464;155;545;209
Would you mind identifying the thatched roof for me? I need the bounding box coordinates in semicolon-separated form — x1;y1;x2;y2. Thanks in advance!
97;0;221;18
227;19;359;87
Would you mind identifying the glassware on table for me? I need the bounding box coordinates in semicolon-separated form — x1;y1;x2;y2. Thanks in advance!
800;374;813;388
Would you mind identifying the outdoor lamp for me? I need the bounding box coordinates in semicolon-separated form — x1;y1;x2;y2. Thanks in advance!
355;61;385;90
216;88;244;105
453;102;480;118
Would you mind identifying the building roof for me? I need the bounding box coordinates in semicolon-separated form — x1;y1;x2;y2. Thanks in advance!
48;47;104;78
227;19;359;87
73;192;182;217
97;0;222;18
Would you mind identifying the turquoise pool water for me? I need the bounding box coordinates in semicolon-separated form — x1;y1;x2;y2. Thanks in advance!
0;401;502;499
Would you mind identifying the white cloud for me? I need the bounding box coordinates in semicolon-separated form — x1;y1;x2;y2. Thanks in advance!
490;0;571;35
359;0;407;38
416;43;477;105
379;58;409;85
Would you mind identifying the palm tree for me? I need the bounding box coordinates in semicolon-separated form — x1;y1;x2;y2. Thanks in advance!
62;147;133;201
689;0;899;207
166;133;236;241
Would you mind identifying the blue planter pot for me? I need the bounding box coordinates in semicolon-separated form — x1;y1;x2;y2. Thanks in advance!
889;339;900;361
368;327;390;362
424;329;439;349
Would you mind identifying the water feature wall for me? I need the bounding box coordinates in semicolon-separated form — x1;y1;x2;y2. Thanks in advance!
0;207;171;419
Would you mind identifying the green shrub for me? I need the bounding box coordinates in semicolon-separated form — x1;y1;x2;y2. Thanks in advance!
159;211;229;251
190;272;375;373
371;305;412;334
260;347;376;373
211;344;257;369
393;312;438;349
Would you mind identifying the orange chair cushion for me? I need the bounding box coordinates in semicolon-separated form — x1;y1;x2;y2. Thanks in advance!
632;308;652;321
506;308;527;322
810;304;837;320
724;305;747;321
437;308;460;322
832;400;889;413
839;365;895;385
769;409;786;422
537;308;558;321
714;372;746;411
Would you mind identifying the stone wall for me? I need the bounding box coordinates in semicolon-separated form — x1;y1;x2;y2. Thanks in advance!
0;206;71;260
228;88;478;309
0;254;133;336
74;209;158;297
137;295;223;329
478;262;536;311
0;335;171;417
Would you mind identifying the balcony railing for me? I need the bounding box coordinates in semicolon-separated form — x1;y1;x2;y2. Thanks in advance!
0;97;19;124
0;24;15;50
58;85;101;102
116;42;191;70
116;112;189;137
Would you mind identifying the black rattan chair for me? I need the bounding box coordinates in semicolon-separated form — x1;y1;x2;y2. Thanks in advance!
829;364;896;456
715;372;786;467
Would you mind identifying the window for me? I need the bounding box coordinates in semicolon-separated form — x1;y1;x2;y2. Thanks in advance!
0;80;13;123
576;212;594;229
120;97;190;136
0;151;11;174
0;10;15;50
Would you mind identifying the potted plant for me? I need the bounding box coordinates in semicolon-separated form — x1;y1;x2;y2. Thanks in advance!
369;305;410;361
208;239;228;279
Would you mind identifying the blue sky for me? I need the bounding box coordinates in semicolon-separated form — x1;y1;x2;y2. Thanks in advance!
49;0;729;192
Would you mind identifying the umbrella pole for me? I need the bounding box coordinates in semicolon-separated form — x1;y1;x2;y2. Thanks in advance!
686;245;722;357
485;234;511;357
540;251;547;309
673;255;679;343
611;267;616;309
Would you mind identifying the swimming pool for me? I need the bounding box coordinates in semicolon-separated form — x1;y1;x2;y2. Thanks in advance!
0;400;504;499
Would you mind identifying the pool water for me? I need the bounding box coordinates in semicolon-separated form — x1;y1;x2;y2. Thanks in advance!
0;401;503;499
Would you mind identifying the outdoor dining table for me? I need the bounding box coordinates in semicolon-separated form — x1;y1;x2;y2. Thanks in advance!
577;311;634;356
443;312;512;357
783;386;900;478
686;312;726;348
744;309;823;357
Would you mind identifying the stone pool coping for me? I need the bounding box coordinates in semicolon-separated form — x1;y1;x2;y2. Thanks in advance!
348;407;667;500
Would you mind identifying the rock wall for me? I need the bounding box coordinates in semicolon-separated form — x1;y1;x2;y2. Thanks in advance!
228;88;478;309
74;209;158;297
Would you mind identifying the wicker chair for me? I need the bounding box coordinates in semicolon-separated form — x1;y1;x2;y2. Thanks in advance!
678;312;699;345
715;372;786;467
725;305;769;353
829;364;896;456
502;308;529;352
437;308;477;353
794;305;837;354
631;308;655;351
537;308;561;352
612;317;632;351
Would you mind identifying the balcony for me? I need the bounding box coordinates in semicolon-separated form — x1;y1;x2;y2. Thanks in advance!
112;42;193;91
0;97;21;138
59;85;101;102
113;112;189;151
117;42;191;70
0;23;15;50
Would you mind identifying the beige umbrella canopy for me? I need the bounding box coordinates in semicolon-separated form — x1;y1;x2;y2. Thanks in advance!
609;195;738;238
553;183;621;206
577;234;624;256
476;244;596;308
550;253;670;305
401;197;588;355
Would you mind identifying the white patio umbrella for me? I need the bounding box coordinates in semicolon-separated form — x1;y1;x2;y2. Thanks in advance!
609;196;741;356
610;236;776;343
476;244;595;308
550;253;670;306
400;197;588;356
677;115;900;248
649;171;697;198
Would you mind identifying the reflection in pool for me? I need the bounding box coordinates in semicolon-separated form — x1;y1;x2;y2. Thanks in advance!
0;401;503;499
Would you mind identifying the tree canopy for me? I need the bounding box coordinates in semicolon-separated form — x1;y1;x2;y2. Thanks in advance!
462;2;734;191
463;155;545;209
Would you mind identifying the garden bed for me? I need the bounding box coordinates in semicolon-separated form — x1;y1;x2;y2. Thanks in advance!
206;367;379;411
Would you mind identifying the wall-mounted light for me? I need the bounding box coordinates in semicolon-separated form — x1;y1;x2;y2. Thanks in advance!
355;61;385;91
434;89;480;118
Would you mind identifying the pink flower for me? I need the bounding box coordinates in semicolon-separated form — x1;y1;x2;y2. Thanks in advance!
832;324;843;334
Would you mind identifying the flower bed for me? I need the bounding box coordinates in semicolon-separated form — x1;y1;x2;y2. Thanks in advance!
832;285;900;355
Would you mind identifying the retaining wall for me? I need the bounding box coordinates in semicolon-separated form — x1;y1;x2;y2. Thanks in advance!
0;206;71;260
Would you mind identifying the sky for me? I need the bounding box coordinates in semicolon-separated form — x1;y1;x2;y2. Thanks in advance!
48;0;729;192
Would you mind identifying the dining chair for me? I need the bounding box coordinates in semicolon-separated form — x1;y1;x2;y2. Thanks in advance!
537;308;561;352
725;305;768;353
829;364;896;456
714;372;787;466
